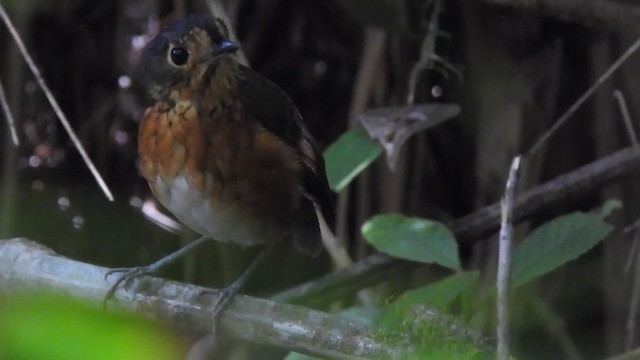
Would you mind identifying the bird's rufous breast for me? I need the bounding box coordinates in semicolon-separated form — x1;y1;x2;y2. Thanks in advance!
138;88;302;244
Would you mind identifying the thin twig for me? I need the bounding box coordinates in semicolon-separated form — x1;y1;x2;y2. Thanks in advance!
613;90;638;146
0;5;113;201
318;208;352;268
0;75;19;145
624;218;640;234
271;254;411;306
497;156;521;360
529;37;640;155
406;0;443;105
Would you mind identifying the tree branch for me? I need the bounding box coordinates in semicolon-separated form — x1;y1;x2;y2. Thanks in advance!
0;238;408;360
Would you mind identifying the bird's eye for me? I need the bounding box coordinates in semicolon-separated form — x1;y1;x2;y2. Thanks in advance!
169;47;189;66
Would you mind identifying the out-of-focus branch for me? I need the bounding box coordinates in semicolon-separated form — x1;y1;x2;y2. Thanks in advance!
453;145;640;240
480;0;640;34
0;239;407;360
271;253;412;306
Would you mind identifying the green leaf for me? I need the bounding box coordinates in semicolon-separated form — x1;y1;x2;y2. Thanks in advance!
0;294;182;360
324;127;383;192
393;271;479;310
511;212;613;289
362;214;460;270
283;353;321;360
599;198;622;219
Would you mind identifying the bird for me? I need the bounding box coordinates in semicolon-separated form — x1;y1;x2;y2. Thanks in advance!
105;14;333;322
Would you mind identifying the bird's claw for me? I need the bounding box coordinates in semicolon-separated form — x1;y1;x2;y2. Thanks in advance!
189;286;237;337
102;266;153;309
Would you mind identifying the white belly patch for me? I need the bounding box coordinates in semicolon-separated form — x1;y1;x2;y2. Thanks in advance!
152;174;278;245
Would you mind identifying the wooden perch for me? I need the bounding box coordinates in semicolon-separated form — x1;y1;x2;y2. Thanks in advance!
0;238;407;360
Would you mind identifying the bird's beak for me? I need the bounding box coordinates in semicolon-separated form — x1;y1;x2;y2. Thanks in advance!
212;40;239;58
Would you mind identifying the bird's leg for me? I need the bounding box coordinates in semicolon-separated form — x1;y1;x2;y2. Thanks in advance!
164;242;277;357
207;241;276;334
103;235;212;306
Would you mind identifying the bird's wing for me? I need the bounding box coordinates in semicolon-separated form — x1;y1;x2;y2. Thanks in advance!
235;65;334;256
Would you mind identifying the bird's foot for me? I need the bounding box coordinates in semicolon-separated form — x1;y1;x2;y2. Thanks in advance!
196;280;244;337
102;235;213;309
103;265;157;308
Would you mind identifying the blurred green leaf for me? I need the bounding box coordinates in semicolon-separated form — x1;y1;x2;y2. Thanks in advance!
599;198;622;219
511;212;612;289
393;271;479;310
0;294;182;360
362;214;460;270
283;353;320;360
324;127;383;191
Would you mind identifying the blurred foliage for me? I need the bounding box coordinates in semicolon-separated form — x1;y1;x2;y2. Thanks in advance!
0;293;183;360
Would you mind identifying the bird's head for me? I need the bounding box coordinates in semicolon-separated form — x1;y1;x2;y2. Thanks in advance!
138;14;239;101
